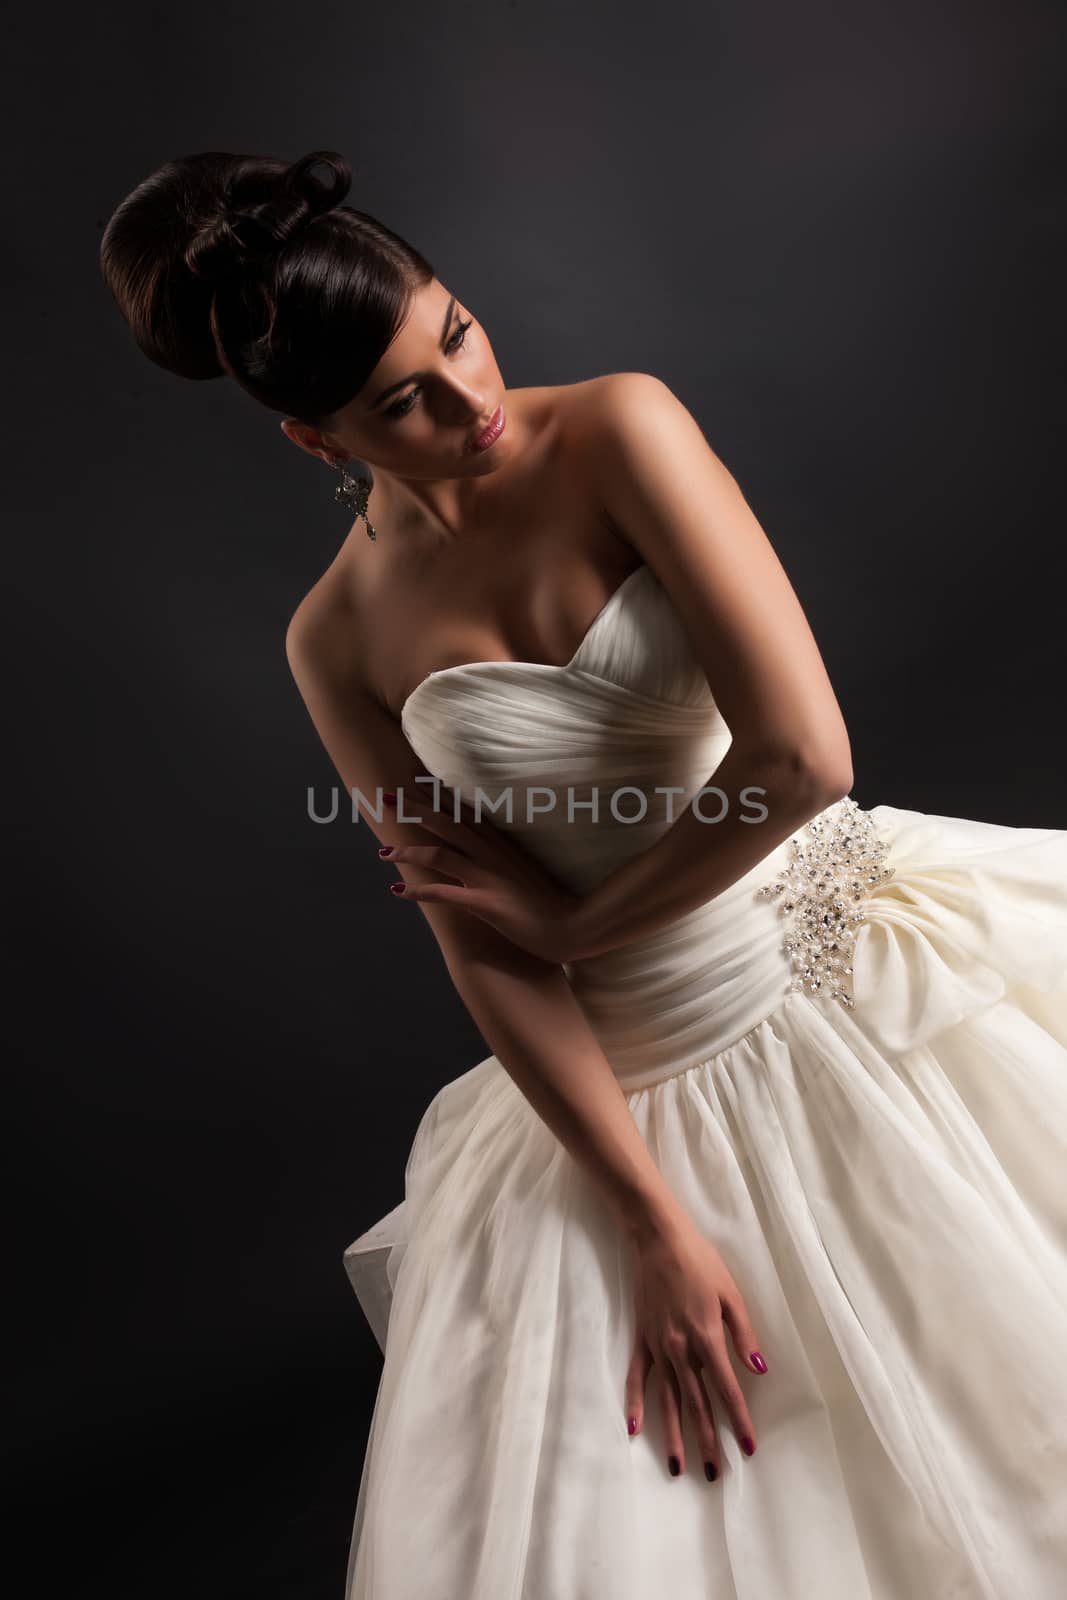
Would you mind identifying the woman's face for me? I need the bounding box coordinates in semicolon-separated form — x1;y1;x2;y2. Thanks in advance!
288;276;513;482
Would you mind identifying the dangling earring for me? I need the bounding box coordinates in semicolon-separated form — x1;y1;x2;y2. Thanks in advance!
332;458;377;541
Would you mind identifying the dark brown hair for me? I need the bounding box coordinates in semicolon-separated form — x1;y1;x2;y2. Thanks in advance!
99;149;434;426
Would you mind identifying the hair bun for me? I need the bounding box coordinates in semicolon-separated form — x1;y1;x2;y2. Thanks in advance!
185;149;352;288
101;146;432;412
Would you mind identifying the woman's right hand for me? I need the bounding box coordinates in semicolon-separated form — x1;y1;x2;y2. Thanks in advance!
624;1210;768;1480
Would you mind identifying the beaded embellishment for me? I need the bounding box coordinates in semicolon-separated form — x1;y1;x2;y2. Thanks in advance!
755;796;895;1009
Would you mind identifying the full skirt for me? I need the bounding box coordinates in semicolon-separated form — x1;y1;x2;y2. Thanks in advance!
345;806;1067;1599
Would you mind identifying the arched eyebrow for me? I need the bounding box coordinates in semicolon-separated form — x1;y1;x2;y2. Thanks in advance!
367;295;458;410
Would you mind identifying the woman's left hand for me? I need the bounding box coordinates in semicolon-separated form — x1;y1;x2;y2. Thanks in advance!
380;785;586;965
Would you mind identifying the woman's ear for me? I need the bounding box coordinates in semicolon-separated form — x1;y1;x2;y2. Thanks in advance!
279;417;336;466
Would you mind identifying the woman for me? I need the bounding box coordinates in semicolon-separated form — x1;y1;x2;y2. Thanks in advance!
100;149;1067;1597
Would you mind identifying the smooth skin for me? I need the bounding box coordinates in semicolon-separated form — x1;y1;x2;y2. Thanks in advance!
283;276;852;1479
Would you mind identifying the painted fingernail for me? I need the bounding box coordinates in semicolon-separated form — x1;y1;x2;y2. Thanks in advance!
741;1436;755;1456
383;791;397;806
389;882;405;895
627;1416;637;1436
378;846;394;857
704;1461;718;1482
750;1351;768;1373
668;1455;680;1476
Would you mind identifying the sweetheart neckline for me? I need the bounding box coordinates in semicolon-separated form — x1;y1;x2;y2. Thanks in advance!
398;561;651;725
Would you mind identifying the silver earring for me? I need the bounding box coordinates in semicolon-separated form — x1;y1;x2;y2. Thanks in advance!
332;459;377;541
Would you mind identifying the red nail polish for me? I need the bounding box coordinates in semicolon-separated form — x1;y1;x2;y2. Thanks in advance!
383;791;397;806
741;1436;755;1456
378;845;394;857
389;882;405;895
750;1351;768;1373
627;1416;637;1436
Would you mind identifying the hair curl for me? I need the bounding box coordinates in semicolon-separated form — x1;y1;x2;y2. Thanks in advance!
99;149;434;426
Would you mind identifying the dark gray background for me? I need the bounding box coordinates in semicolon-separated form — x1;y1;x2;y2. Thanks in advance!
6;1;1064;1593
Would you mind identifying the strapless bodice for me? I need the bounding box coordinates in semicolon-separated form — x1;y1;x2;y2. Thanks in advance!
398;563;1066;1089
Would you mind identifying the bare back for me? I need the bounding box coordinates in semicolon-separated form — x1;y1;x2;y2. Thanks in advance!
294;379;642;724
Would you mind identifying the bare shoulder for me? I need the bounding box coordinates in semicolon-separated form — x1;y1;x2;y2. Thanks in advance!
285;557;361;690
556;372;701;485
562;370;679;435
551;372;730;535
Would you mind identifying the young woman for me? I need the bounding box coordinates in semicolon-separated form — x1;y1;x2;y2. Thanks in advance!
101;149;1067;1598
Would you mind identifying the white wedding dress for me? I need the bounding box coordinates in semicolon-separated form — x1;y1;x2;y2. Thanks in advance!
345;561;1067;1599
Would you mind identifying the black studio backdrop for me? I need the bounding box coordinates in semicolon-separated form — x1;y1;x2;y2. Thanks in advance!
6;2;1065;1594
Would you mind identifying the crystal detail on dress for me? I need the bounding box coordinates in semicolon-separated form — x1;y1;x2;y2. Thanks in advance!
755;796;895;1009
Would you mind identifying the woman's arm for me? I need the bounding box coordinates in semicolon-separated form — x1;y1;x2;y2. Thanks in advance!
565;372;854;960
286;587;771;1469
563;741;848;963
284;594;682;1239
